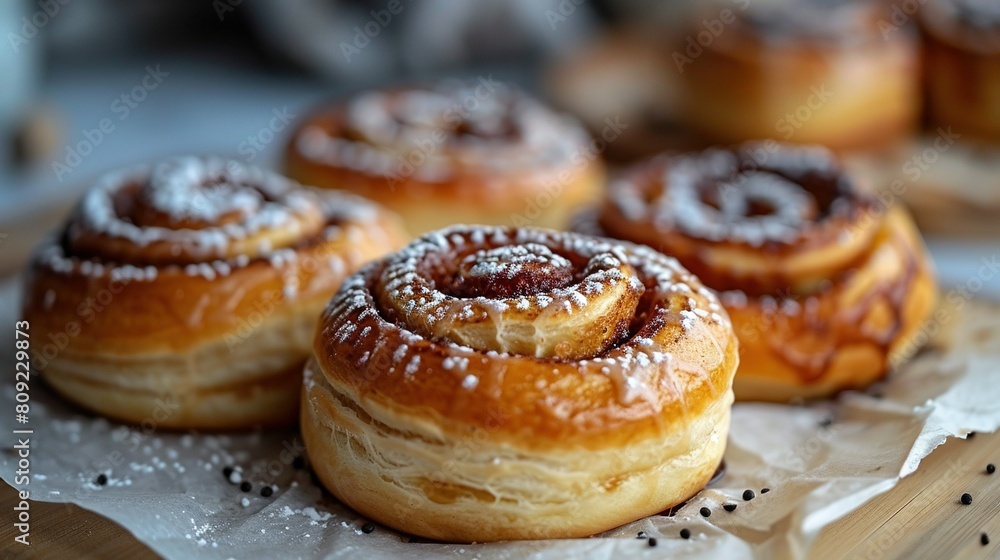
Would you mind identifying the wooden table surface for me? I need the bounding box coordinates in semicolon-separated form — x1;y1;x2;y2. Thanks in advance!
1;429;997;559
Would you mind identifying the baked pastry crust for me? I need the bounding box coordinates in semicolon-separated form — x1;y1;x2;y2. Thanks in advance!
22;157;407;429
284;81;604;235
920;0;1000;144
677;0;920;151
302;226;738;541
578;142;938;401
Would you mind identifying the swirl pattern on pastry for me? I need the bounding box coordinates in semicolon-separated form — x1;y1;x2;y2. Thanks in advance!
284;81;603;234
302;226;738;541
23;156;407;428
578;143;937;401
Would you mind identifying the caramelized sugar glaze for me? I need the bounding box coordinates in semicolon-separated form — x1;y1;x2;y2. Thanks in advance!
284;81;604;234
578;143;938;401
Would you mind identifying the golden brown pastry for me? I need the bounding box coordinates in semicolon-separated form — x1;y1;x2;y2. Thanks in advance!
920;0;1000;143
302;225;738;541
676;0;920;151
22;157;407;429
284;80;604;235
576;142;938;402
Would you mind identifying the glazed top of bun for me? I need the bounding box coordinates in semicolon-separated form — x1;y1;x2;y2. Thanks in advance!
596;142;879;294
290;80;591;182
311;226;738;449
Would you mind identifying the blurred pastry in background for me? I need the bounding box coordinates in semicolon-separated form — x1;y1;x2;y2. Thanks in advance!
575;142;938;401
920;0;1000;144
676;0;920;152
846;0;1000;237
22;157;406;429
284;80;604;234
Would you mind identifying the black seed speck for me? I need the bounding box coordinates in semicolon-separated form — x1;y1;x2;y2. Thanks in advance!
761;488;770;494
362;523;375;534
967;432;976;439
723;503;737;512
223;466;234;479
680;528;691;539
743;489;755;501
240;481;252;492
819;416;834;428
982;533;990;546
700;507;711;518
987;463;995;475
293;456;306;470
648;537;658;547
95;474;108;486
636;531;646;539
961;492;973;505
260;486;274;497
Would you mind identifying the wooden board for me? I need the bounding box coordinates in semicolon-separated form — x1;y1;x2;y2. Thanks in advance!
2;429;997;559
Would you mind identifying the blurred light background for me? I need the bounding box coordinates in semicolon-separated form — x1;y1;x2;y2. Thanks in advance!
0;0;996;296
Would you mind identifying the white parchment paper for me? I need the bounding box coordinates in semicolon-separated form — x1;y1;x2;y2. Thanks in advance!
2;280;999;559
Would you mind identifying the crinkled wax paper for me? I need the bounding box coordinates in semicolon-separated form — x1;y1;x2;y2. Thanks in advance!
2;280;999;559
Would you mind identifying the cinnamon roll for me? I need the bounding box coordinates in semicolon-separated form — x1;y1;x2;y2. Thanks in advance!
283;80;604;235
676;0;920;151
920;0;1000;144
302;226;738;541
577;142;938;402
22;157;406;429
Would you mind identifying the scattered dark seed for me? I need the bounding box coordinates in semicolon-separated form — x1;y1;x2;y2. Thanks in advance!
636;531;646;539
987;464;995;475
967;432;976;439
240;481;252;492
743;489;756;501
819;417;834;428
223;466;234;479
982;533;990;546
95;474;108;486
723;503;737;512
292;456;306;470
260;486;274;498
761;488;770;494
362;523;375;534
700;507;711;518
961;493;973;505
648;537;658;547
680;528;691;540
